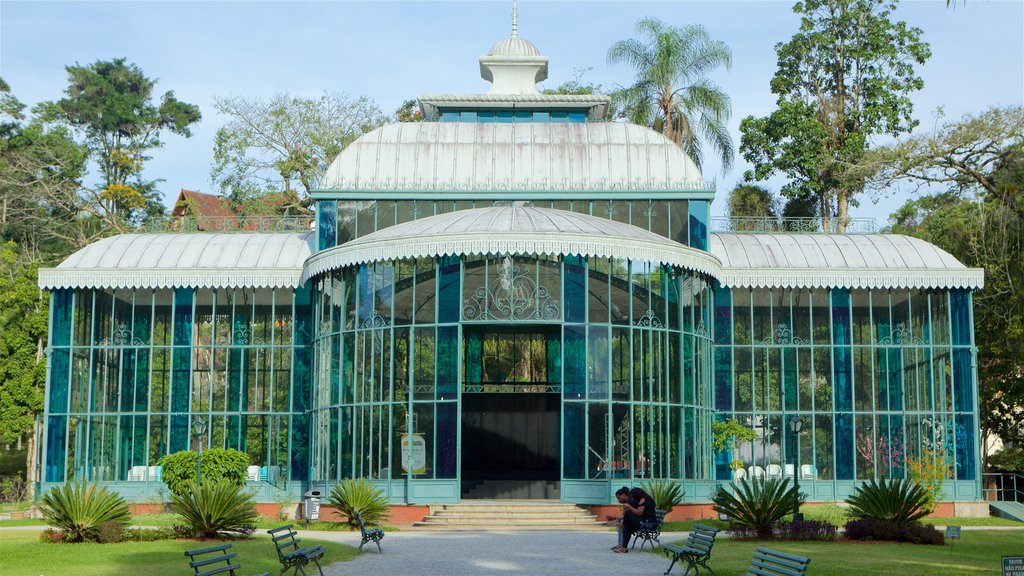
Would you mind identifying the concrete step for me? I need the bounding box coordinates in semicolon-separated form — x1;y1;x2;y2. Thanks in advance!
410;522;609;531
415;499;604;530
432;510;594;518
419;515;604;524
991;501;1024;522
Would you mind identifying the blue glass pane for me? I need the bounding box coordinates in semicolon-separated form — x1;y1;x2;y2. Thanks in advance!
688;201;708;250
588;325;610;399
441;111;458;122
318;200;337;250
461;111;477;122
534;112;550;123
955;414;976;480
568;111;587;123
551;111;568;124
835;413;854;480
564;255;586;323
546;332;562;384
950;290;971;345
436;402;458;478
437;256;461;323
563;325;586;398
783;348;797;411
293;287;313;412
291;413;309;480
45;415;66;482
832;289;853;411
436;326;458;399
953;348;973;412
496;110;513;123
170;414;189;453
887;348;903;411
464;331;482;385
51;289;73;346
714;348;731;412
172;288;193;346
563;402;585;478
48;349;69;414
713;285;731;344
514;111;531;123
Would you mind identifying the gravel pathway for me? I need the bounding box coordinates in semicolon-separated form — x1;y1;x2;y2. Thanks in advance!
312;529;690;576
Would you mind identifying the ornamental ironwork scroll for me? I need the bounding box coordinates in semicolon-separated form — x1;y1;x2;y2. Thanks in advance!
462;258;560;321
755;323;808;346
99;323;144;346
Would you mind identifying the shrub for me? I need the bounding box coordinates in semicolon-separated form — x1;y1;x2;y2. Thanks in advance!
641;480;685;513
844;518;944;545
159;449;250;497
799;504;851;527
845;478;929;526
171;480;259;538
906;447;950;514
0;474;29;503
328;478;390;528
40;482;132;543
39;528;68;543
96;520;124;543
775;519;837;541
123;527;179;542
712;479;803;539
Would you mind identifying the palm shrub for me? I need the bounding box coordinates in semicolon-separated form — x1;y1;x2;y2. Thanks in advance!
328;478;390;527
712;478;803;539
845;478;930;526
642;480;685;514
171;479;259;538
40;481;132;543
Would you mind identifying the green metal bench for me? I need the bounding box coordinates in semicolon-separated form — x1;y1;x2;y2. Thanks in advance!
662;523;720;575
354;510;384;553
267;524;326;576
183;543;269;576
744;547;811;576
632;508;667;550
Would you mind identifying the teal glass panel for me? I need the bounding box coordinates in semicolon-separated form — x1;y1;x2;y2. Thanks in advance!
783;347;797;411
170;414;188;453
950;290;971;345
563;402;585;478
461;111;477;122
437;256;461;323
835;413;854;479
563;325;586;398
953;348;973;412
887;348;903;411
318;200;337;250
513;111;531;123
534;112;550;123
52;289;73;346
45;415;66;482
831;289;853;411
546;332;561;384
568;111;586;123
496;110;513;123
564;255;586;322
292;287;313;412
588;325;610;399
441;111;458;122
436;402;458;478
436;326;458;399
172;288;193;346
48;349;70;414
291;413;309;480
464;331;482;385
688;201;708;250
955;414;975;480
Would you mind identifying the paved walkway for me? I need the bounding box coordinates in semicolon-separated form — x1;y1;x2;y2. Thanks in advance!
307;529;690;576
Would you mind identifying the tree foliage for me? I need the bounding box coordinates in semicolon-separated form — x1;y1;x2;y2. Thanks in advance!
881;106;1024;467
542;67;606;96
211;92;386;209
0;243;47;446
727;184;778;229
608;17;733;172
158;448;250;497
739;0;930;232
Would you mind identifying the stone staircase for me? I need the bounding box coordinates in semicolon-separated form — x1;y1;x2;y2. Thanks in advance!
413;500;607;530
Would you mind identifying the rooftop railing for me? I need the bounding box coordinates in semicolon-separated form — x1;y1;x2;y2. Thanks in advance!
710;216;879;234
139;215;312;233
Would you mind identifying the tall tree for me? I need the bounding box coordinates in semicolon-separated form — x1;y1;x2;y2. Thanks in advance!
739;0;930;232
608;17;733;173
882;106;1024;470
727;184;778;231
40;59;201;228
211;92;386;210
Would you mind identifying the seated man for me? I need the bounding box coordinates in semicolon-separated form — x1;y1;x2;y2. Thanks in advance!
606;486;649;553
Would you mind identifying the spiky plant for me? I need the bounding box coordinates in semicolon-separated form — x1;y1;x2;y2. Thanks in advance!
171;480;259;538
712;478;803;539
845;478;930;526
40;482;132;543
328;478;390;528
642;480;685;514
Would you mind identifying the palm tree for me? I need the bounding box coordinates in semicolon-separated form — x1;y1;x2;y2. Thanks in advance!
608;18;734;173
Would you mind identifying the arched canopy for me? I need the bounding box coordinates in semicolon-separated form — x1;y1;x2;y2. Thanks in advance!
709;233;984;290
317;122;706;193
39;233;314;290
301;206;721;283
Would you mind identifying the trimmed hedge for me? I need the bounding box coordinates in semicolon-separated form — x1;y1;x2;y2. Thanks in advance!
844;518;945;545
158;449;249;496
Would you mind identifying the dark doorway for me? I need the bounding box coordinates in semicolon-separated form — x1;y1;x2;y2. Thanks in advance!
461;393;560;499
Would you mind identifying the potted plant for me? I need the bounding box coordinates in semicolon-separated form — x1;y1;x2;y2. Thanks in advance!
730;459;745;479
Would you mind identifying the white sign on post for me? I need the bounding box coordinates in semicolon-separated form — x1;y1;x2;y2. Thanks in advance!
401;433;427;474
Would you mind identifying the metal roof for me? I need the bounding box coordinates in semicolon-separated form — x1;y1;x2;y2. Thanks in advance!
317;122;705;192
710;233;984;290
301;206;723;283
38;233;315;290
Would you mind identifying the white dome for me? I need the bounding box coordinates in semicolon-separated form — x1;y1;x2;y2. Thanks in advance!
488;35;541;57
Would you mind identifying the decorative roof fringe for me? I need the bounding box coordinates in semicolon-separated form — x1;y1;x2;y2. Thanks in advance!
38;268;305;290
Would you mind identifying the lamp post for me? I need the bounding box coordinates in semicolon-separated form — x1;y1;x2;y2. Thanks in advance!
192;416;208;486
789;416;805;522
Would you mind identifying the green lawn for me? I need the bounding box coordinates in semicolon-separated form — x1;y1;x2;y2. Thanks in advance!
0;530;359;576
0;514;398;531
660;530;1024;576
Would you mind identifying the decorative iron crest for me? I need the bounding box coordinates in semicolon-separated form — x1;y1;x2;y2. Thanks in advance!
877;322;924;345
99;323;144;346
755;323;807;345
462;258;560;321
633;308;664;328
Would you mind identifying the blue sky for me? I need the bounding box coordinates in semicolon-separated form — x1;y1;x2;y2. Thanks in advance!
2;0;1022;223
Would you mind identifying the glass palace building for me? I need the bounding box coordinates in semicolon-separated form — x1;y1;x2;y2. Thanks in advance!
36;31;985;506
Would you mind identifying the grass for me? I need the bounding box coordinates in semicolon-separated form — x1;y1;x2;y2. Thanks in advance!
660;530;1023;576
0;513;399;531
0;530;359;576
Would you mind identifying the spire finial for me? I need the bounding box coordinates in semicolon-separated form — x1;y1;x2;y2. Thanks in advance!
511;0;518;37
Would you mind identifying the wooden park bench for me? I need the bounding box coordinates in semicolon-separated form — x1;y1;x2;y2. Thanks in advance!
632;508;667;550
744;547;811;576
267;524;326;576
184;543;269;576
354;510;384;553
662;523;720;575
